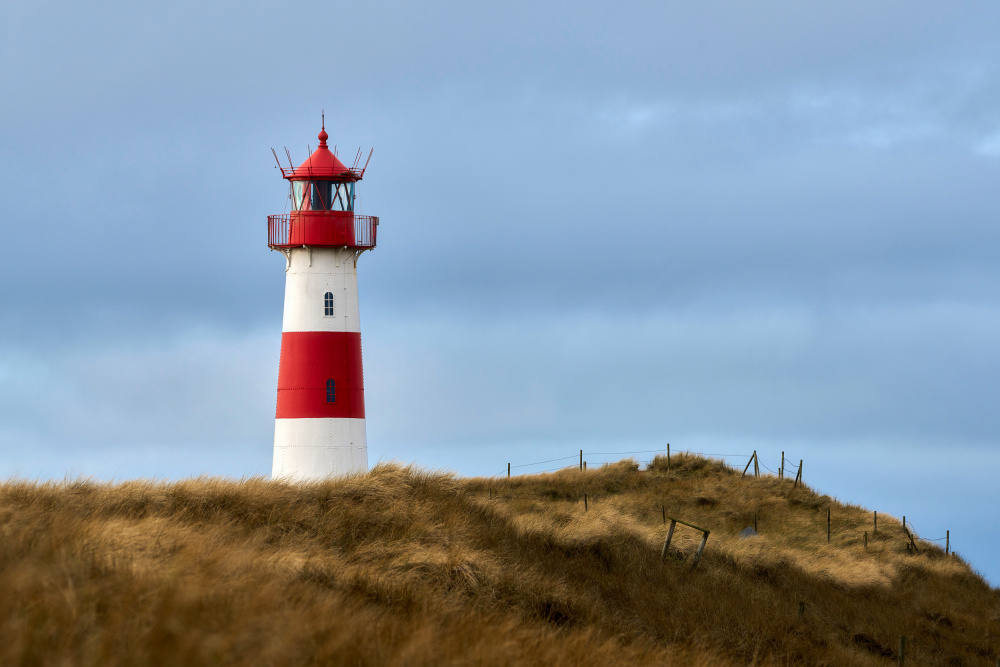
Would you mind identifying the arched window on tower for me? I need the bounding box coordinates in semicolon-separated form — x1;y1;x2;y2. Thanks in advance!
324;292;334;316
326;379;336;403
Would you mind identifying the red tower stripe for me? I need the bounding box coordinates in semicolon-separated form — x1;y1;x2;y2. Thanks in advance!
276;331;365;419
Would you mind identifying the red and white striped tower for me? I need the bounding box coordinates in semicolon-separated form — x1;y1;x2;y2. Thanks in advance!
267;122;378;481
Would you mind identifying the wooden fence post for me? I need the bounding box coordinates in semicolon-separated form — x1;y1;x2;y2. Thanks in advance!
507;463;510;478
661;519;677;560
662;516;711;567
898;635;906;665
794;460;803;487
874;511;877;534
780;451;784;480
946;530;949;555
742;452;755;478
584;493;588;511
864;531;868;550
691;530;710;568
827;508;831;543
667;443;671;473
754;451;759;478
579;449;583;471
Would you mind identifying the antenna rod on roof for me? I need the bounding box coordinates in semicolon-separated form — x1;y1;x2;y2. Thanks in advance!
321;109;325;130
284;147;294;170
361;147;374;176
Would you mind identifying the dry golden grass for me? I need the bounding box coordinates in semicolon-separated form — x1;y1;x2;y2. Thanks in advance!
0;454;996;665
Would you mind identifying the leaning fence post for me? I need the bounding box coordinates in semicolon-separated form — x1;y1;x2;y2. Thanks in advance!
901;523;920;555
742;452;755;478
691;530;710;568
661;519;677;560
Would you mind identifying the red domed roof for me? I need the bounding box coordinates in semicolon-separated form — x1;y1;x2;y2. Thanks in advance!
282;126;364;182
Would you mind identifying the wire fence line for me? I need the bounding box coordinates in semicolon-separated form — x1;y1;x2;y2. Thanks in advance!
500;448;816;479
488;449;956;557
497;450;811;486
509;455;576;469
497;448;755;477
903;521;948;543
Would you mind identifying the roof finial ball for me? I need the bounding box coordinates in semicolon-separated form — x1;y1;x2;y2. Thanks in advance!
318;110;328;147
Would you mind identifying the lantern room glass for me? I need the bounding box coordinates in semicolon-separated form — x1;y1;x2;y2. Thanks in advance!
290;181;355;212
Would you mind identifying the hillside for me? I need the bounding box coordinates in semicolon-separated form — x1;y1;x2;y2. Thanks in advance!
0;455;996;665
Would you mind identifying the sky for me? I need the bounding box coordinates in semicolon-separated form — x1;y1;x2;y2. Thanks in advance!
1;1;999;582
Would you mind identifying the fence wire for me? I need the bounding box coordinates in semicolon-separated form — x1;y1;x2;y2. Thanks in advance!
488;450;953;556
497;448;756;477
509;455;576;469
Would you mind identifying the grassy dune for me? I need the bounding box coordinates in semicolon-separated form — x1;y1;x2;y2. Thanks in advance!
0;454;996;665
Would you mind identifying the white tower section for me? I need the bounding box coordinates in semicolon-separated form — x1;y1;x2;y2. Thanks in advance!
272;246;368;481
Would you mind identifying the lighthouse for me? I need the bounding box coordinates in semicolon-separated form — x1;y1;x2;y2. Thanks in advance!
268;122;378;481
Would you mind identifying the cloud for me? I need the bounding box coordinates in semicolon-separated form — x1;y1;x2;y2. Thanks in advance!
975;130;1000;156
0;330;278;479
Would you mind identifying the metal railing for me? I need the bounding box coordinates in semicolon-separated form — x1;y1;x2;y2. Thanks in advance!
267;213;378;250
352;214;378;248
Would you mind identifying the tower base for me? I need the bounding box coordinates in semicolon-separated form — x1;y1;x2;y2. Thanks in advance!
272;418;368;481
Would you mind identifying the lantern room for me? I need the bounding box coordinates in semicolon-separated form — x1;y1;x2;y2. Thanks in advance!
290;180;355;212
268;125;377;250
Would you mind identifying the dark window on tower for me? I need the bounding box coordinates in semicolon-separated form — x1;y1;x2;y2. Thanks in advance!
326;379;336;403
311;181;333;211
324;292;334;316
